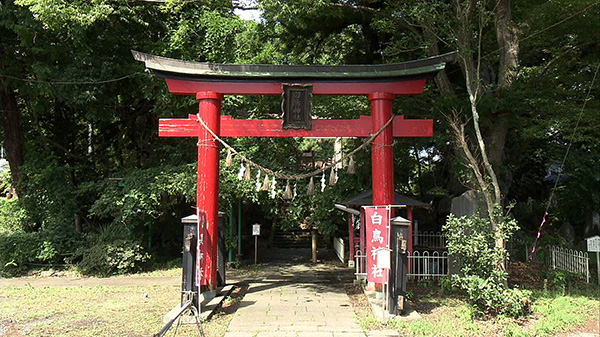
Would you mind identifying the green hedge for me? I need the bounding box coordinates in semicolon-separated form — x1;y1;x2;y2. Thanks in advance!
0;231;59;277
76;239;150;276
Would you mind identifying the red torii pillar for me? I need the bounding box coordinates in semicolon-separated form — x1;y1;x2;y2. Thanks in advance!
369;93;395;207
196;92;223;287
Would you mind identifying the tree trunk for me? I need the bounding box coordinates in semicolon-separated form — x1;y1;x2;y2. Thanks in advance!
495;0;519;90
486;0;520;173
74;213;82;233
311;228;317;263
493;0;519;274
0;88;24;190
483;113;510;169
453;0;483;98
423;26;454;95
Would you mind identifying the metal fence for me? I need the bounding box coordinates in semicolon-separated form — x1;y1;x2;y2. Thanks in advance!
414;231;446;249
408;251;448;279
548;245;589;283
354;250;368;280
353;250;448;281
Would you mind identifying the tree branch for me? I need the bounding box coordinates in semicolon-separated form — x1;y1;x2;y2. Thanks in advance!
446;110;496;222
328;3;421;36
130;0;259;10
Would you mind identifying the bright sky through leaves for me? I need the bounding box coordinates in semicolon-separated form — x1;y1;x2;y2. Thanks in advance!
233;0;262;21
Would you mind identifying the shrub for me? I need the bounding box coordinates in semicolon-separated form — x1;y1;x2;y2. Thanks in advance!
503;287;532;317
0;197;29;234
77;239;149;276
0;231;45;276
444;212;532;318
0;223;83;277
438;276;455;295
455;274;531;317
544;270;587;294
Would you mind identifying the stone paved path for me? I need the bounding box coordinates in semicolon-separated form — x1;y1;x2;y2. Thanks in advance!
225;261;366;337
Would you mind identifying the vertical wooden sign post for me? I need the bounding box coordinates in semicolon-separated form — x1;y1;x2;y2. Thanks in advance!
585;236;600;284
253;224;261;265
376;247;392;320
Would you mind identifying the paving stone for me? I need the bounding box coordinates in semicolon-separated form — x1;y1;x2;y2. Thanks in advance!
333;333;368;337
225;263;365;336
366;330;400;337
256;331;298;337
224;332;255;337
298;332;335;337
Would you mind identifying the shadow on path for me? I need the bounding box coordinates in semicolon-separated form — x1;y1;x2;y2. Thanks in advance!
224;248;365;337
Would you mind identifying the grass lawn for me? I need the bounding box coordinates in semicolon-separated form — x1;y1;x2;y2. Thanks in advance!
0;261;246;337
400;290;598;337
348;282;600;337
0;284;180;336
0;281;247;337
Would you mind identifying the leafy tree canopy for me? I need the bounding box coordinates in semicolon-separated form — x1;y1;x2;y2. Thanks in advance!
0;0;597;271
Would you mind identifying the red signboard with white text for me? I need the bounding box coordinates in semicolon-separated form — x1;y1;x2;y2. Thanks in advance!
364;206;391;284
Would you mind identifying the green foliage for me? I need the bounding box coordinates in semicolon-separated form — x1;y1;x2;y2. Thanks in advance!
444;213;531;317
506;0;599;233
90;164;196;231
456;275;532;317
18;155;81;232
0;231;45;276
543;270;589;295
77;239;149;276
0;223;83;277
549;270;568;295
503;323;530;337
438;276;454;295
58;222;152;276
445;213;518;280
0;164;11;195
218;136;372;238
0;191;84;277
0;197;28;234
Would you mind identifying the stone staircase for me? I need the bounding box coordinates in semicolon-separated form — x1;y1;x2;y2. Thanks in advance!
271;228;327;248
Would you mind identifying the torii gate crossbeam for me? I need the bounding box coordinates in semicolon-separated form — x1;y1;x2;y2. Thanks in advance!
133;51;453;291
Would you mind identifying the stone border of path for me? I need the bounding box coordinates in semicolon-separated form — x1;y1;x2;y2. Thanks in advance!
162;284;234;323
363;288;421;322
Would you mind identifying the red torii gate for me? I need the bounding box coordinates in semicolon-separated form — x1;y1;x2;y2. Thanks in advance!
133;51;452;291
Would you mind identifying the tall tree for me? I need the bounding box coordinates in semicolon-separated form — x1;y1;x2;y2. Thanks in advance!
0;0;36;189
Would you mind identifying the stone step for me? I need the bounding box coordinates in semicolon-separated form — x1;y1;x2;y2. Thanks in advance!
271;229;327;248
201;284;234;320
162;284;234;324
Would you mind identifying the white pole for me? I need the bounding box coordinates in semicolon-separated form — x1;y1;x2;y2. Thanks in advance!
255;235;258;265
597;252;599;285
383;272;386;321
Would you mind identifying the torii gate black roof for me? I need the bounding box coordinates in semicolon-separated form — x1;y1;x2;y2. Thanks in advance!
132;50;455;82
338;189;429;208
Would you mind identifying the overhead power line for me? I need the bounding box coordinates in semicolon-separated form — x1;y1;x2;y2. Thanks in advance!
529;62;599;260
0;72;144;85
